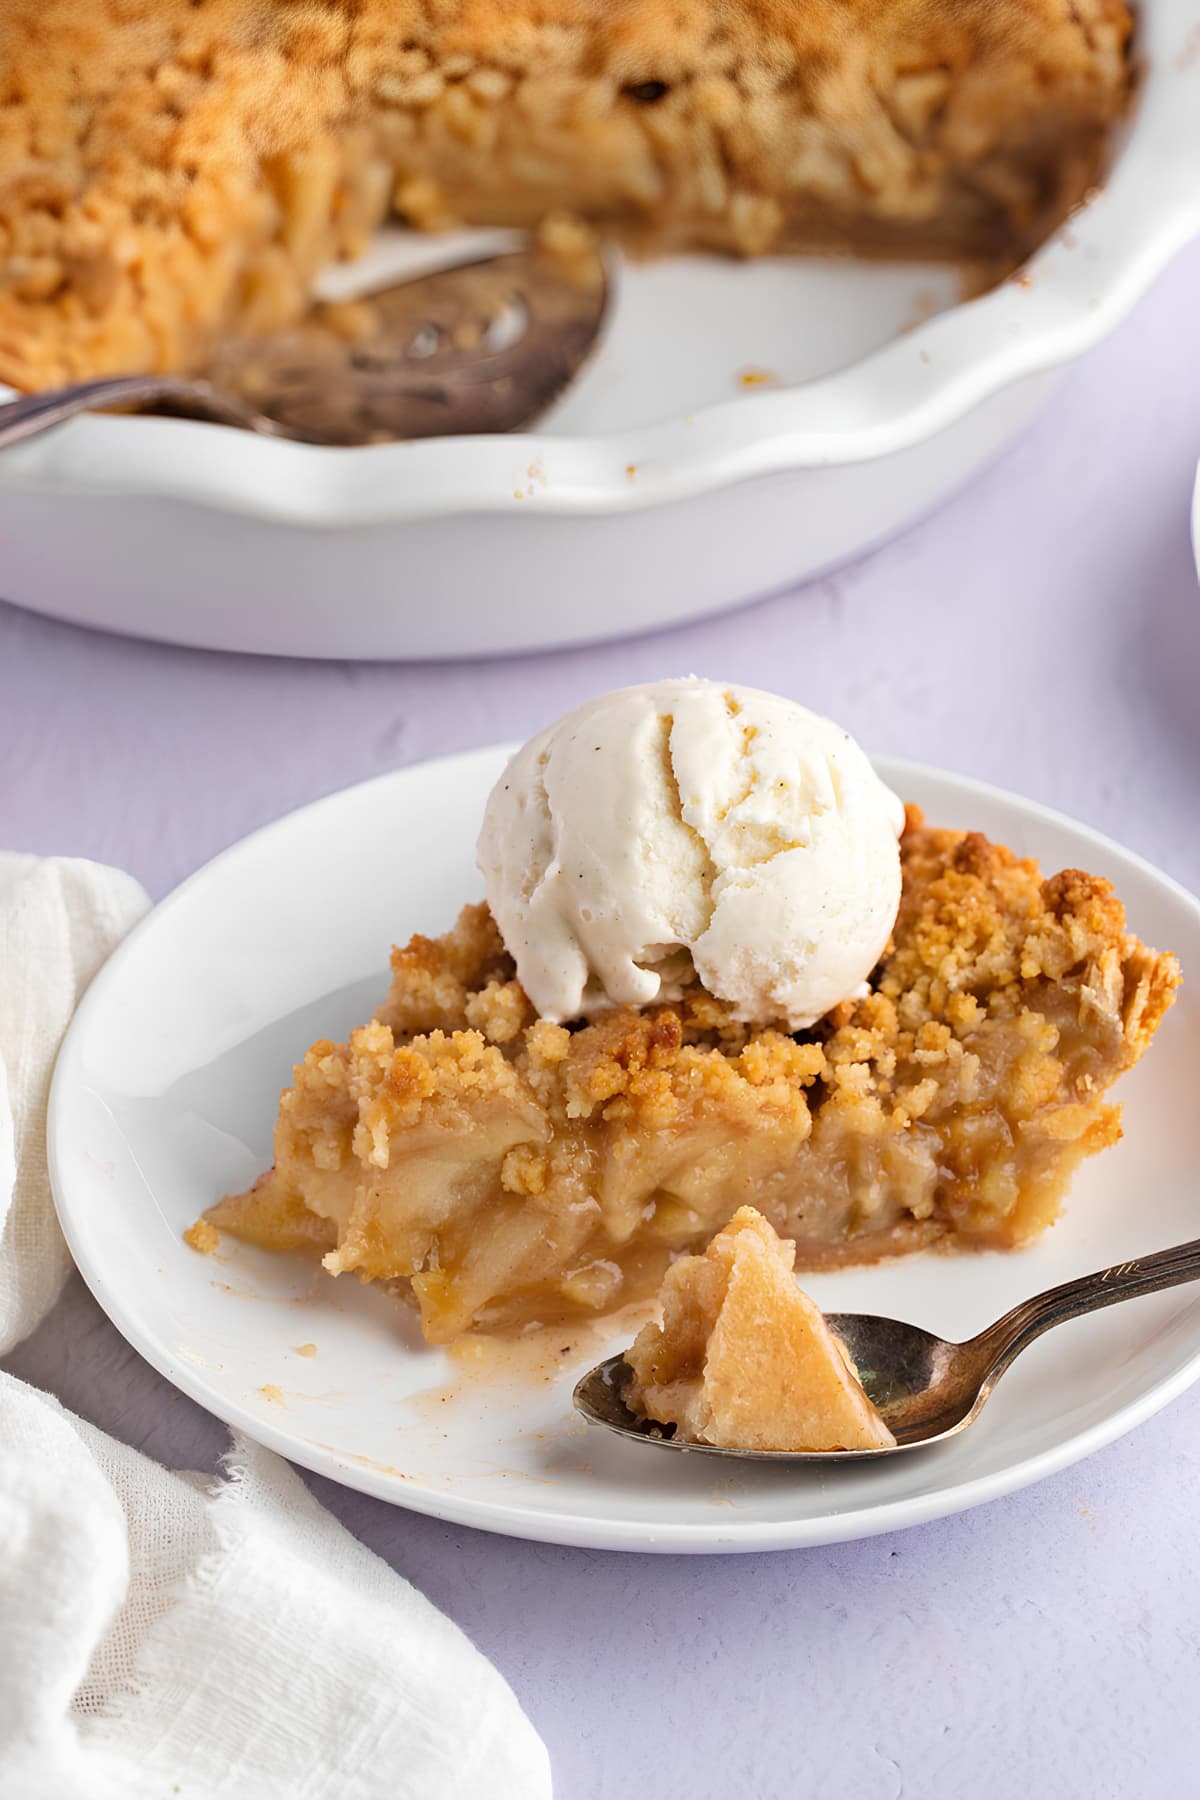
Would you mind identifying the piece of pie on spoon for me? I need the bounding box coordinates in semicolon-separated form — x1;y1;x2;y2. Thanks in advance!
623;1206;895;1452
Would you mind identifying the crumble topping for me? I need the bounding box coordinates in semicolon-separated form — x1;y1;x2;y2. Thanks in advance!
364;808;1177;1142
182;1217;220;1256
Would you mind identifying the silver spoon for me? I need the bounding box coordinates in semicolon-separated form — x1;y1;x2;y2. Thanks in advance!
574;1236;1200;1462
0;242;608;449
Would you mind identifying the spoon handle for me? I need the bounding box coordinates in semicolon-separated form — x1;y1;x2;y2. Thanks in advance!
0;375;256;447
972;1237;1200;1387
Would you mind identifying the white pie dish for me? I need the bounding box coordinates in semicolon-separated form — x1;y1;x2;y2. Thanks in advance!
47;746;1200;1553
4;2;1200;661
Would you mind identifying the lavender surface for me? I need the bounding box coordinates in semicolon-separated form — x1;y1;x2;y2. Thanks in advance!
4;240;1200;1799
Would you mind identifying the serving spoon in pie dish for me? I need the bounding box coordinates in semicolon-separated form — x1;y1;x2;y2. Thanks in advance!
0;240;609;448
574;1236;1200;1462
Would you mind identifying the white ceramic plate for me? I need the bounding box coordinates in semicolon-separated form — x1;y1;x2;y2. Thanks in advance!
5;1;1200;658
49;748;1200;1552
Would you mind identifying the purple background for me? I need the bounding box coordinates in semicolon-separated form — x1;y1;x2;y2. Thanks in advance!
5;239;1200;1799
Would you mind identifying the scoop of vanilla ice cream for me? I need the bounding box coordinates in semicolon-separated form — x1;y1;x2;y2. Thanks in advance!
476;678;905;1029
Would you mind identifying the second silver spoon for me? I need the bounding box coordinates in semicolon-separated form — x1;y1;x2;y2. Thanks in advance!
0;241;608;449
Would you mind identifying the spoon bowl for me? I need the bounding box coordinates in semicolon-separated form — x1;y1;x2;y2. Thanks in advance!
574;1236;1200;1463
0;241;609;450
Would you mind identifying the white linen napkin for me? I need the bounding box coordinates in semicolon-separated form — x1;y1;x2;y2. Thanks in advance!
0;853;551;1800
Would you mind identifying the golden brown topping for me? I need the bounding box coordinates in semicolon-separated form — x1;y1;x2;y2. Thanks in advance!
183;1217;220;1256
371;808;1179;1131
380;903;512;1037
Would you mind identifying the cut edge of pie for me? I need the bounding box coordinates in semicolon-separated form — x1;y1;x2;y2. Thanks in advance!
194;805;1181;1345
0;0;1133;389
623;1205;895;1452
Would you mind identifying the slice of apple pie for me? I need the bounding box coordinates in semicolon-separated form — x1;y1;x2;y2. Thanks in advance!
199;807;1179;1344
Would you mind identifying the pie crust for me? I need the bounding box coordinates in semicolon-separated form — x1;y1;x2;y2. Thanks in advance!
623;1206;895;1451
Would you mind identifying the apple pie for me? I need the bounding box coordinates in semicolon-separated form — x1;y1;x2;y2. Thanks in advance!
198;807;1179;1343
623;1206;895;1451
1;0;1132;388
